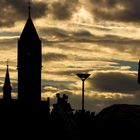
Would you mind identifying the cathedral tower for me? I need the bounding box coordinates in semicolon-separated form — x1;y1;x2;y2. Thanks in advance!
18;4;42;103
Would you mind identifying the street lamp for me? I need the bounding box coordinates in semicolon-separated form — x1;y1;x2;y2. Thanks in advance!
76;73;90;112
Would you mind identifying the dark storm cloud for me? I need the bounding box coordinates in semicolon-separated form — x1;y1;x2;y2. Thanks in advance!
42;26;139;44
0;0;47;27
94;34;140;57
42;85;58;94
51;0;80;20
0;38;17;50
6;0;47;18
90;72;140;93
73;30;93;38
43;53;68;61
41;28;95;44
95;34;140;48
41;27;95;42
44;69;92;77
42;79;76;91
40;25;140;59
89;0;140;22
112;60;138;71
40;27;70;40
43;27;140;56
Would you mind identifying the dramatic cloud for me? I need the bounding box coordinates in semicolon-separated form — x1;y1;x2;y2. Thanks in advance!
51;0;80;20
42;26;140;45
94;35;140;57
113;60;138;71
43;53;68;61
42;27;95;42
72;30;94;40
90;72;140;93
42;79;76;91
40;27;71;41
42;27;140;58
0;0;47;27
89;0;140;22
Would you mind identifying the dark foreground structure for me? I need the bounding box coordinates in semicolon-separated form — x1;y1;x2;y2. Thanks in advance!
1;94;140;139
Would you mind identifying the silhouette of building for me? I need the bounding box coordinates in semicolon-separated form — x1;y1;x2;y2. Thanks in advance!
3;64;12;101
0;3;50;118
51;93;78;138
0;3;79;139
18;4;41;104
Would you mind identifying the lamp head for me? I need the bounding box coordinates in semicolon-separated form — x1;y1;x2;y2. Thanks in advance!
76;73;90;81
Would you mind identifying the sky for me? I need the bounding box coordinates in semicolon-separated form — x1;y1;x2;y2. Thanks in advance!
0;0;140;113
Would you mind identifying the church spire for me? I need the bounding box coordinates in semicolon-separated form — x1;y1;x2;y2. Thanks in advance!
18;1;42;103
3;62;12;101
19;0;39;41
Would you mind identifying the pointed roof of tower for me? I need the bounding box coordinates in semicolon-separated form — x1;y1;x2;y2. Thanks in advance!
19;3;40;41
3;64;12;90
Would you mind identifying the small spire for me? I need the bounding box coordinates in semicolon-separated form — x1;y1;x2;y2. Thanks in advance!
3;62;12;101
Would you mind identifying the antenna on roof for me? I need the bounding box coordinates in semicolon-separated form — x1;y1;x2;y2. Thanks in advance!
6;59;9;68
28;0;32;17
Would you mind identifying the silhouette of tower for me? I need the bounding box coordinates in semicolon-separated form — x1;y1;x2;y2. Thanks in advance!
138;60;140;84
18;3;42;103
3;64;12;100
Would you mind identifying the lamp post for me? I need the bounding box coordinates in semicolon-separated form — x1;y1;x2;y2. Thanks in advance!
76;73;90;112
